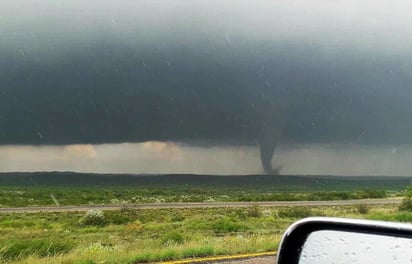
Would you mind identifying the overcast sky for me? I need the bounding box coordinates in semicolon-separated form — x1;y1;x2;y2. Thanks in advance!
1;142;411;176
1;0;412;175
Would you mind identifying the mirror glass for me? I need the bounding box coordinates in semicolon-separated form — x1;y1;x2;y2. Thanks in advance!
299;230;412;264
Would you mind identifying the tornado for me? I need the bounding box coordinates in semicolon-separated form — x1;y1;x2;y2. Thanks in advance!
256;104;283;174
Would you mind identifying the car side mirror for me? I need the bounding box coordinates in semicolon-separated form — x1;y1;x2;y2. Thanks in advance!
276;217;412;264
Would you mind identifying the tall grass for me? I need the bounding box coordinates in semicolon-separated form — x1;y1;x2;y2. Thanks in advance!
0;200;403;263
9;235;280;264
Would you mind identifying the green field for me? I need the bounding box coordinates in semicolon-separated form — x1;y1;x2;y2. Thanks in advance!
2;203;411;264
0;172;410;207
1;172;412;263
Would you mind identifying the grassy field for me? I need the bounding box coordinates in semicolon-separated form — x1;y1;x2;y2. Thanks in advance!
1;172;412;263
1;203;411;264
0;186;392;207
0;172;410;207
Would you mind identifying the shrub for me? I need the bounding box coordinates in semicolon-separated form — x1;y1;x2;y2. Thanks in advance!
80;209;106;226
369;212;412;222
105;208;138;224
137;210;168;223
356;204;369;214
399;183;412;211
162;231;185;245
165;211;185;222
357;190;386;199
278;207;312;218
399;199;412;211
247;204;263;218
125;221;143;232
213;218;246;233
394;212;412;222
403;183;412;198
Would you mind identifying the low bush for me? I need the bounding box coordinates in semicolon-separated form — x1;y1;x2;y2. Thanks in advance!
399;183;412;211
137;209;168;223
399;199;412;211
80;209;106;226
357;189;386;199
169;211;185;222
393;212;412;222
369;212;412;222
277;207;312;218
162;231;185;245
213;218;247;233
105;207;138;224
356;204;369;214
247;204;263;218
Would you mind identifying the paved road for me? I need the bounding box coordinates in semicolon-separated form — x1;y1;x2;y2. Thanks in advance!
0;198;401;213
158;252;277;264
205;255;275;264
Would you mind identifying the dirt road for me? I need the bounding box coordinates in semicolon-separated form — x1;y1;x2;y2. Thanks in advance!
0;198;401;213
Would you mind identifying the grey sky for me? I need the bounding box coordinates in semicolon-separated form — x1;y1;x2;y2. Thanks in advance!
2;0;412;53
1;143;411;176
2;0;412;175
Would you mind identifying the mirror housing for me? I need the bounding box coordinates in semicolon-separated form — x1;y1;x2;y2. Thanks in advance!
277;217;412;264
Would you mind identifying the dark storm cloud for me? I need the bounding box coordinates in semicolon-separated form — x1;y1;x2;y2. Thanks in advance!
1;0;412;173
